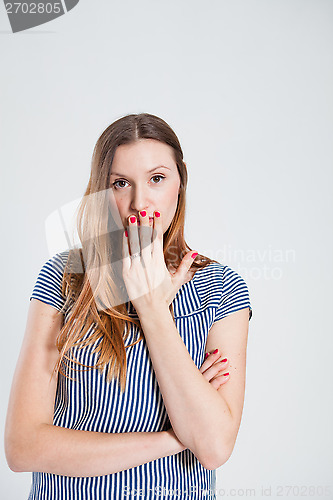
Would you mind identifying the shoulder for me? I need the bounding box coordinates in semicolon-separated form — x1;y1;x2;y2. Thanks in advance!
29;249;72;313
46;248;83;275
193;260;239;291
50;249;70;271
191;261;227;307
193;261;252;321
33;250;70;281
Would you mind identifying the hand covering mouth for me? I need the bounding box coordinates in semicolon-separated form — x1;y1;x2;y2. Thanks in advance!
138;217;154;226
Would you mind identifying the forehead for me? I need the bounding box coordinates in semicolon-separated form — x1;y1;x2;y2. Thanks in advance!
111;139;176;170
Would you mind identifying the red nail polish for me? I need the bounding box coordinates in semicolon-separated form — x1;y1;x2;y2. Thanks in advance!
221;358;227;363
140;210;146;217
223;373;229;377
205;353;209;359
130;216;136;223
155;211;160;217
125;230;128;237
213;348;218;354
191;252;198;259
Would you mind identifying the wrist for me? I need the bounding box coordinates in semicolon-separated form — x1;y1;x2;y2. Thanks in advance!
164;430;187;454
136;301;171;322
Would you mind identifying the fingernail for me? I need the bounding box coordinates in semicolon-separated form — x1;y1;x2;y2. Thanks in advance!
213;348;218;354
223;373;229;377
205;353;209;359
221;358;227;363
130;216;136;223
140;210;146;217
155;211;161;217
191;252;198;259
125;230;128;237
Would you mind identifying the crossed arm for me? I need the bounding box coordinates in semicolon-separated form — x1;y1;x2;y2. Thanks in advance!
137;304;250;470
5;299;249;477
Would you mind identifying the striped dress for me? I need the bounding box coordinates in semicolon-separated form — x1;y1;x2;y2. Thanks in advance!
28;250;252;500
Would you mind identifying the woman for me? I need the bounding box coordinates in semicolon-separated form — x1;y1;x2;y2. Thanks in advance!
5;113;252;499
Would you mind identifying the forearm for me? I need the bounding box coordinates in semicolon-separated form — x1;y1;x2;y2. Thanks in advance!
138;305;233;467
11;425;186;477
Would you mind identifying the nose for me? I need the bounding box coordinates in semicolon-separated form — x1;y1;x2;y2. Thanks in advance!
129;186;150;215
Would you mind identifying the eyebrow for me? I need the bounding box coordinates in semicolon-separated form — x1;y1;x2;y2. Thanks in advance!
110;165;171;176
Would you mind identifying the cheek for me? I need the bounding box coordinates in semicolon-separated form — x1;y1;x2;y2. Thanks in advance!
109;190;123;209
159;184;180;221
163;182;180;204
108;193;126;223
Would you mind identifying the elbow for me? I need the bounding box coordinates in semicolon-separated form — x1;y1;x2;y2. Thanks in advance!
7;459;24;473
5;430;37;473
204;422;239;469
194;434;235;470
5;440;27;473
200;447;232;470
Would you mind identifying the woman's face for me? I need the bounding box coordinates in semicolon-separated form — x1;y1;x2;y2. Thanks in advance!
108;139;181;234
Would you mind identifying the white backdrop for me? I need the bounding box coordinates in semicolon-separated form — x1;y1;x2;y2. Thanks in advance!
1;1;332;498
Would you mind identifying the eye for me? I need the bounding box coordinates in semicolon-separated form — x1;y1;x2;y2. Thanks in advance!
112;179;129;189
151;175;165;184
112;175;165;190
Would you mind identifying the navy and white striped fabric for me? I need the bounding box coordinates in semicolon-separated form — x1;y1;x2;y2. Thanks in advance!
28;250;252;500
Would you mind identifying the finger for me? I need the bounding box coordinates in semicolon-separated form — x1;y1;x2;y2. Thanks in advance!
151;210;163;263
200;358;229;378
138;210;152;263
209;373;230;390
171;250;198;288
201;349;224;368
207;360;229;378
214;372;230;383
128;215;141;262
122;229;131;273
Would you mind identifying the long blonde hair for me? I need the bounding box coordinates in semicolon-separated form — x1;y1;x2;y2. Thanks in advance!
54;113;218;392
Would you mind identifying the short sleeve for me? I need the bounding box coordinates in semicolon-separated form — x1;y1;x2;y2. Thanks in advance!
214;266;253;322
29;253;67;312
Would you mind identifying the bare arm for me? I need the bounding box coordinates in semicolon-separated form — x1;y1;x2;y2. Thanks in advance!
4;299;186;478
137;304;250;470
11;424;184;477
